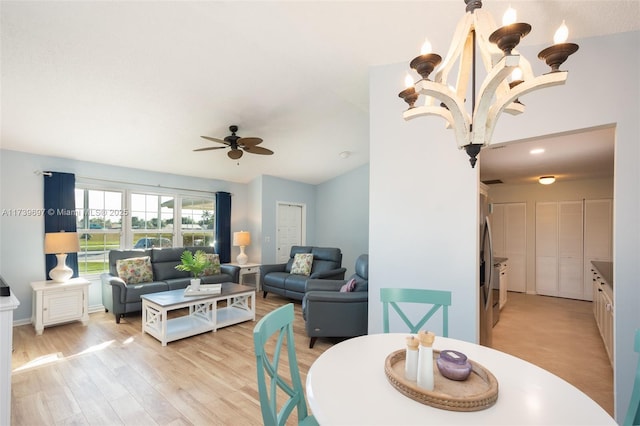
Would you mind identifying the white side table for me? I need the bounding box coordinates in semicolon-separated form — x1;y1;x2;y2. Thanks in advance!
31;277;90;335
227;263;262;291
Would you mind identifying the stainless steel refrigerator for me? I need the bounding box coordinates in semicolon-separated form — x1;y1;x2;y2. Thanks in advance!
479;191;493;346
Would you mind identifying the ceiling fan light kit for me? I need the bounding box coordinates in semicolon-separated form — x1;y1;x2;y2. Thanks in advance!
398;0;579;168
196;125;274;160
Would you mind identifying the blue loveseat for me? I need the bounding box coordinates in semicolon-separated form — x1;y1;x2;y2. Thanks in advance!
260;246;346;301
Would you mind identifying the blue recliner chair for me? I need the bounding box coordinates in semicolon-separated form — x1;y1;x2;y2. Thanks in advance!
302;254;368;348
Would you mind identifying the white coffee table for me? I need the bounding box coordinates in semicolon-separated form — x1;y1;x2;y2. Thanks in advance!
140;282;255;346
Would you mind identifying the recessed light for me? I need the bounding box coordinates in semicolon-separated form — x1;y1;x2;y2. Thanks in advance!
530;148;545;155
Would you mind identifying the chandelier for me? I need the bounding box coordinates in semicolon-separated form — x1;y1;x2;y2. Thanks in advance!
398;0;579;167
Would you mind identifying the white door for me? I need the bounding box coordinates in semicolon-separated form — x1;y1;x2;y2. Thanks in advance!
558;201;584;299
536;202;559;296
276;203;304;263
504;203;527;293
491;203;527;293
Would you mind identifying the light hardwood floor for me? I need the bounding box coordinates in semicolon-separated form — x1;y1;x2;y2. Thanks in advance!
11;291;613;425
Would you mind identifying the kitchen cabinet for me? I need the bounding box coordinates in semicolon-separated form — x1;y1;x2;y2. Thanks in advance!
491;203;526;293
535;200;611;301
591;261;613;365
497;261;508;309
583;200;613;301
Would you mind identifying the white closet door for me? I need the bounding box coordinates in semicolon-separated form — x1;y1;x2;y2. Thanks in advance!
504;203;527;293
491;204;505;256
558;201;584;299
536;202;559;296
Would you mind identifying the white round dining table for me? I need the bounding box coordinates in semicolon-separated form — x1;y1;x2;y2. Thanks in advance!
305;333;615;425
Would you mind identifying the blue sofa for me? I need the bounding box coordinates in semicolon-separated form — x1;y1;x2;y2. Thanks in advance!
101;246;240;323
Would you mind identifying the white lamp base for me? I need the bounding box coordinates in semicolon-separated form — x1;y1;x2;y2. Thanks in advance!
236;246;248;265
49;253;73;283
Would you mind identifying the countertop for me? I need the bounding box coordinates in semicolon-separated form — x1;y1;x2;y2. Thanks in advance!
592;261;613;289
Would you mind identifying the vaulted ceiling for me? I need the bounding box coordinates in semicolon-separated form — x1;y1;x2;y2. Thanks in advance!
2;1;637;184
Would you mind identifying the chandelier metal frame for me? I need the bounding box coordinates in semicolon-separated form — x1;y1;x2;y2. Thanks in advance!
399;0;579;167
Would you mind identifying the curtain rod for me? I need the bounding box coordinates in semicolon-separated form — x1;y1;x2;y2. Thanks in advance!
34;170;232;196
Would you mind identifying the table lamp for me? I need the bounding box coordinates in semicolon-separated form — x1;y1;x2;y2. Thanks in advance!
44;230;80;282
233;231;251;265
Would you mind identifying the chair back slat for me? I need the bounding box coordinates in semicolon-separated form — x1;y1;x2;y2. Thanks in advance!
381;288;452;336
253;303;317;426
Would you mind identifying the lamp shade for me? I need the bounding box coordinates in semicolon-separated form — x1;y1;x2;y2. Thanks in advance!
233;231;251;247
44;231;80;254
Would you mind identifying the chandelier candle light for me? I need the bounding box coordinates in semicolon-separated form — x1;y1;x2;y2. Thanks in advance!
233;231;251;265
44;230;80;282
398;0;579;167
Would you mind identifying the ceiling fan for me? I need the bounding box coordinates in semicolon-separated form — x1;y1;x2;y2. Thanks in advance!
195;125;274;160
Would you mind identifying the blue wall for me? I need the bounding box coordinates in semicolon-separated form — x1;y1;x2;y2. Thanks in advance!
258;175;317;265
0;149;371;322
0;149;248;321
315;164;369;277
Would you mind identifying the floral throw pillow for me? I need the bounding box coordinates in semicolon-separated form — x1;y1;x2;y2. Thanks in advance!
290;253;314;276
202;253;221;276
116;256;153;284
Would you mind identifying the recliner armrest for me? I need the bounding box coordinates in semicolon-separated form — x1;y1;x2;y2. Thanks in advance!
305;279;344;292
101;274;127;303
260;263;287;279
309;267;346;280
304;290;369;304
220;264;240;283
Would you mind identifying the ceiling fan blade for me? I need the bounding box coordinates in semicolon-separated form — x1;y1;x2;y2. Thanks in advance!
244;145;274;155
228;149;243;160
238;137;262;146
193;146;227;152
201;135;229;145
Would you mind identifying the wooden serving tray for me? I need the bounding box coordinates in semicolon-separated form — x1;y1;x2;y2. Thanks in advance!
384;349;499;412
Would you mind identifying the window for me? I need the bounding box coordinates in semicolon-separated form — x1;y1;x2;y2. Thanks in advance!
75;188;124;275
75;183;216;277
181;197;215;247
130;193;174;249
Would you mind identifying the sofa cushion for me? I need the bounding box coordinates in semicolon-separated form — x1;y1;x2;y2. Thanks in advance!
116;256;154;284
284;274;309;294
203;253;221;276
122;281;169;302
291;253;313;276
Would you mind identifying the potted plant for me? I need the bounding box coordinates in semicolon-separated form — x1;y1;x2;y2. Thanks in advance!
175;250;211;291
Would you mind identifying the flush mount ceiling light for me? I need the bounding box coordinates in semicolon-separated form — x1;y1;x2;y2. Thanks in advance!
539;176;556;185
398;0;579;168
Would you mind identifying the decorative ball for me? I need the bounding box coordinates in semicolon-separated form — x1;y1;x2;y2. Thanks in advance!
436;349;472;381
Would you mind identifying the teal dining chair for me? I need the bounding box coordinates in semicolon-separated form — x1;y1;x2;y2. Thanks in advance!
253;303;318;426
624;329;640;426
380;288;451;335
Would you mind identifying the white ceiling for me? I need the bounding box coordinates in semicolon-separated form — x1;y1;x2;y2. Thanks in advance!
2;1;638;185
